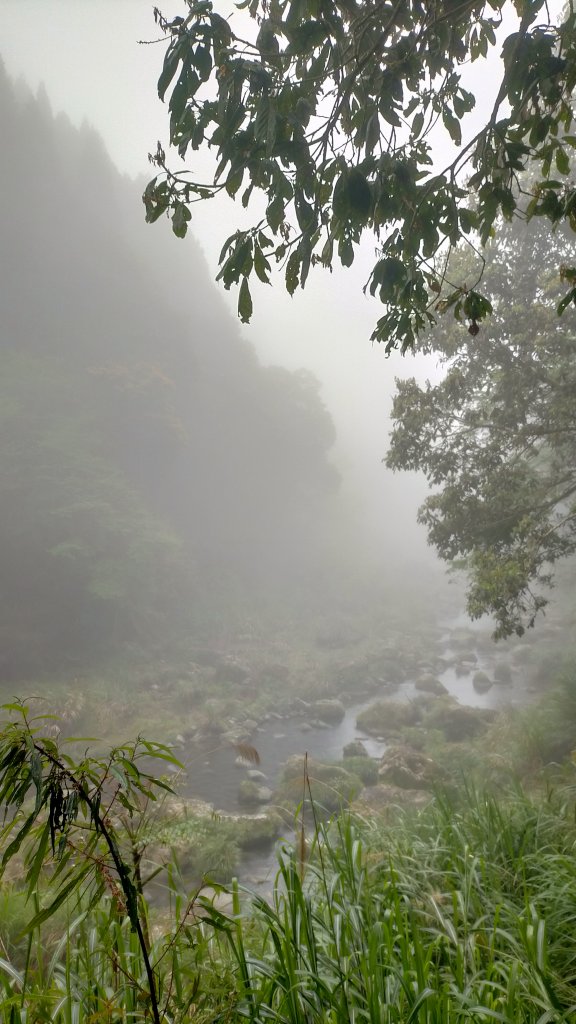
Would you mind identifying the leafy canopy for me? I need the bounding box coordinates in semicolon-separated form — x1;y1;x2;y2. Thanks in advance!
387;215;576;638
145;0;576;351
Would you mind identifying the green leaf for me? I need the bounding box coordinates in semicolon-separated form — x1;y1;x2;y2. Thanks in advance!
459;208;477;233
158;50;182;102
285;250;300;295
412;111;424;138
557;287;576;315
267;195;285;233
29;751;43;814
2;812;37;868
365;111;380;154
110;765;127;790
443;110;462;146
172;201;192;238
194;45;212;82
25;864;93;932
238;277;253;322
555;146;570;175
254;245;271;284
338;237;354;267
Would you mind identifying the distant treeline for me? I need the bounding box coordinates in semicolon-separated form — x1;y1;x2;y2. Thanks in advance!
0;65;341;677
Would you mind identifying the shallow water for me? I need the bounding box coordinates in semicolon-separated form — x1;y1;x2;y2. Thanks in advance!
177;633;529;886
184;696;387;813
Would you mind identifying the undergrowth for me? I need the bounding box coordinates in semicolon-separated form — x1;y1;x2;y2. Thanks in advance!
2;705;576;1022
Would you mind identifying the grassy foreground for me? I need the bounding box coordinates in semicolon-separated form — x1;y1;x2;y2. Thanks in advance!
2;776;576;1023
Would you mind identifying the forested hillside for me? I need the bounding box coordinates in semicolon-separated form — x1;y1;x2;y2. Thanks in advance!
0;66;341;677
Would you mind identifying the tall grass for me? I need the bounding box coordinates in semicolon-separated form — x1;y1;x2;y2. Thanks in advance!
205;785;576;1023
2;784;576;1022
0;885;233;1023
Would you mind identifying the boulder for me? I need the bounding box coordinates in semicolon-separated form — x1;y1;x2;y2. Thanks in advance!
379;746;443;790
414;674;448;696
343;740;369;758
356;700;422;737
436;704;495;741
238;781;273;805
472;671;493;694
310;699;346;724
354;783;433;813
493;662;512;684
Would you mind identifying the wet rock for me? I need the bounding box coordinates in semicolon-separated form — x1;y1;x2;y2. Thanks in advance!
493;662;512;684
238;780;273;805
414;674;448;696
247;769;267;781
472;671;493;694
343;740;369;758
378;746;443;790
453;661;471;678
354;783;433;813
510;643;533;665
310;699;346;724
164;796;214;819
223;728;253;746
433;704;496;741
356;700;421;737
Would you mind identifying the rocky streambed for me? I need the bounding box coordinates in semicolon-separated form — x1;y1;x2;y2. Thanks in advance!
152;620;543;891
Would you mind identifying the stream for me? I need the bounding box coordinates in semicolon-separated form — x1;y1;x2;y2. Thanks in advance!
175;626;531;889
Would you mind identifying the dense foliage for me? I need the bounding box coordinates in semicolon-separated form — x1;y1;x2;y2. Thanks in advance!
146;0;576;350
0;67;342;676
387;216;576;638
2;695;576;1023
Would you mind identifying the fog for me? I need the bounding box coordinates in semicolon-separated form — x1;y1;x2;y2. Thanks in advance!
0;1;572;887
0;0;439;563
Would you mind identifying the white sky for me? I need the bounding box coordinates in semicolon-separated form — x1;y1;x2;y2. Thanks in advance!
0;0;531;552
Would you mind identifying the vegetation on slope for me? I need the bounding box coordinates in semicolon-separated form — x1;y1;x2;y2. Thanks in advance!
2;673;576;1023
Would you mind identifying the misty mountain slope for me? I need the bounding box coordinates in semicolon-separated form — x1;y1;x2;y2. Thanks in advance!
0;66;342;676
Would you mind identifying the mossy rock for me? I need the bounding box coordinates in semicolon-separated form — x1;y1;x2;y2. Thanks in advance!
342;756;379;786
277;756;362;814
415;674;448;696
493;662;512;684
343;739;368;758
238;780;272;806
310;699;346;724
425;702;496;742
379;745;444;790
356;700;421;737
229;812;282;849
144;814;240;884
472;671;493;694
